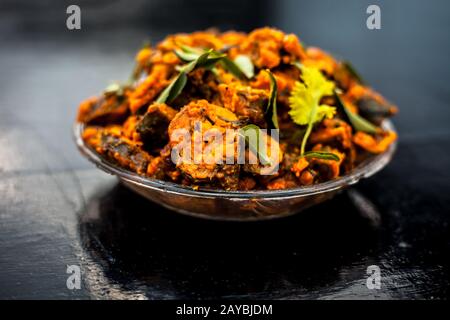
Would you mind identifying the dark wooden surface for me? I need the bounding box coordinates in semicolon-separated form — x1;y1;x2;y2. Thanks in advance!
0;0;449;299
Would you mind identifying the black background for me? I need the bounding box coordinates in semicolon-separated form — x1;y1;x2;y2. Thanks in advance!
0;0;449;299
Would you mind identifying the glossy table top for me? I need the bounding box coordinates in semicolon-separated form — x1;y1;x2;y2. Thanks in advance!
0;0;449;299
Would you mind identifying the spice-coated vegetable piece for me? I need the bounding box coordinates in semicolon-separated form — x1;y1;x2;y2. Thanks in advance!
77;93;129;126
128;64;171;114
353;131;397;154
83;126;152;175
219;83;269;127
168;100;242;190
136;103;178;149
309;118;354;151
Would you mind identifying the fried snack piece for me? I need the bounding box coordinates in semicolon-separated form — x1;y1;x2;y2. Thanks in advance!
310;118;354;150
171;69;221;108
146;144;181;181
290;145;345;185
344;84;398;125
122;115;141;141
353;131;397;154
83;126;152;175
136;103;178;149
302;47;338;76
266;173;299;190
168;100;241;190
132;45;154;79
239;27;306;69
309;145;345;181
218;83;268;127
187;68;220;101
291;157;310;179
135;46;153;67
219;31;247;48
158;30;225;52
242;130;284;176
128;64;171;114
251;68;299;106
77;93;129;125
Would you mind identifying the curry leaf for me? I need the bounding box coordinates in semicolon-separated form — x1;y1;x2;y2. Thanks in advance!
264;69;279;129
174;49;200;62
239;124;272;166
342;61;365;85
179;44;204;55
334;91;378;134
220;55;254;79
219;58;247;79
176;44;253;79
234;55;255;78
156;72;187;104
178;58;198;73
176;45;225;63
175;48;225;69
157;50;222;104
303;151;340;161
197;51;226;69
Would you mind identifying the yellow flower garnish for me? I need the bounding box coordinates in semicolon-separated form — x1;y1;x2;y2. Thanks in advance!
288;65;336;154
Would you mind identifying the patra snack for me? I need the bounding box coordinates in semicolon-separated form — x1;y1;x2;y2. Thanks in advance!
77;27;397;191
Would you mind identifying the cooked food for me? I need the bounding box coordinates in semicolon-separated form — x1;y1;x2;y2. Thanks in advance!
76;27;397;191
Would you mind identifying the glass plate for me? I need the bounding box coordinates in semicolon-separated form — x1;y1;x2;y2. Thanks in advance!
74;120;397;221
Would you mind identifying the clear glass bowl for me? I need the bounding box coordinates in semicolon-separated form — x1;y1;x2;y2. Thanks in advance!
74;121;397;221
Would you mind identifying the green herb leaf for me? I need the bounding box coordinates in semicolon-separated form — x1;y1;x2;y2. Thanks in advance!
176;44;253;79
177;59;196;73
176;44;226;66
220;55;254;79
156;72;187;104
303;151;340;161
197;50;226;69
174;44;204;62
334;91;378;134
342;61;365;85
239;124;272;166
219;58;247;79
288;65;336;155
264;69;279;129
157;50;222;104
179;44;204;55
234;55;255;79
104;82;129;97
176;48;225;69
174;49;200;62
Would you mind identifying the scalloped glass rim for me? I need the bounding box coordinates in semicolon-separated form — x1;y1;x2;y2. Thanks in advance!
73;120;397;200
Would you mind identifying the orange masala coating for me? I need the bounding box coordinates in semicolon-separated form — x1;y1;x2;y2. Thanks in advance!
76;27;397;190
